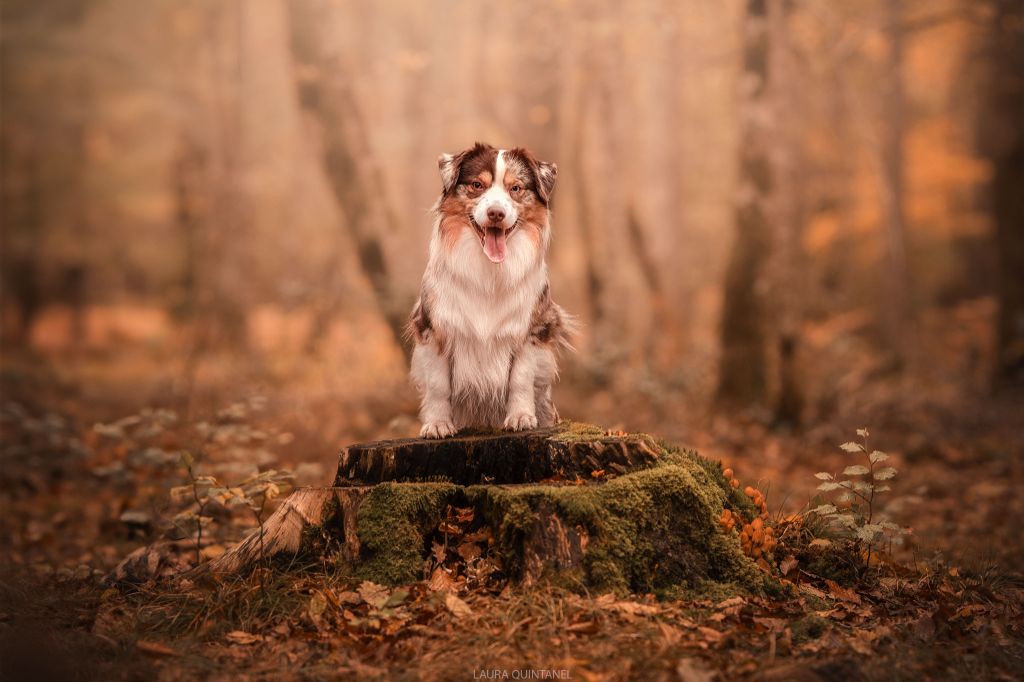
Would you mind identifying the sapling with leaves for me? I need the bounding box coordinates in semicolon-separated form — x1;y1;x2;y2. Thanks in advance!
230;469;296;563
171;457;295;567
809;428;909;567
171;452;226;565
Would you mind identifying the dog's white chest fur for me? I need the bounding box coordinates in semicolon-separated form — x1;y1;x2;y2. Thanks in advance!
428;229;546;425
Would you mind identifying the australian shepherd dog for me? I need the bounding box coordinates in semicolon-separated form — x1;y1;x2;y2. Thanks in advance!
407;142;574;438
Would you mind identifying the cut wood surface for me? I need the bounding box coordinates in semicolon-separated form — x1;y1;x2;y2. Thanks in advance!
336;423;665;486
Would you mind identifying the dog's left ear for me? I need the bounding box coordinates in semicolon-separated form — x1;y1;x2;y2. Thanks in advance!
534;160;558;205
438;152;464;195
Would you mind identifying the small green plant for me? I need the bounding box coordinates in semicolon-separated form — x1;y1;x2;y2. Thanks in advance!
234;469;294;563
809;428;909;567
174;451;216;565
170;463;294;566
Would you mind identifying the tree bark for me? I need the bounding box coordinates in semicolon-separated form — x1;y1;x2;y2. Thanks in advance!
770;0;805;427
880;0;914;368
336;425;665;486
287;0;410;360
717;0;772;407
989;0;1024;389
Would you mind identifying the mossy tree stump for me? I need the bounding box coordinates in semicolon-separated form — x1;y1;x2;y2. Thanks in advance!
202;423;767;595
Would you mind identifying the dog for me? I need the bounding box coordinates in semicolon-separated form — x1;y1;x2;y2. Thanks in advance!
408;142;573;438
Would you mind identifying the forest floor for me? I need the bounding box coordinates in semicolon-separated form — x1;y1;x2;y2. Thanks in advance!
1;307;1023;680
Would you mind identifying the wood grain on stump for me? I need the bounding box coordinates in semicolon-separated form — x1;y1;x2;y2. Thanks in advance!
336;424;664;486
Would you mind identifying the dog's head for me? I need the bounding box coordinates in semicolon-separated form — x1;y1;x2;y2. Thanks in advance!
434;143;557;264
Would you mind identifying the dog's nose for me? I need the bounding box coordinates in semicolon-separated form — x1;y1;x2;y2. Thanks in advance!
487;207;506;224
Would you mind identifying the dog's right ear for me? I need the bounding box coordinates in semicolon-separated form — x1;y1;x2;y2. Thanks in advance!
438;152;464;195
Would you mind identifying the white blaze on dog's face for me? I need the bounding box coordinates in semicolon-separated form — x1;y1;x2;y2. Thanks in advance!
436;143;557;265
473;151;517;263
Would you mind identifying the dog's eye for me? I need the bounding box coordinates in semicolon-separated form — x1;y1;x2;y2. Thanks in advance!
511;185;522;194
470;181;483;190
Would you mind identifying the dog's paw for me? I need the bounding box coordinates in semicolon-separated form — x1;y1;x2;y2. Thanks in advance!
503;412;538;431
420;420;456;439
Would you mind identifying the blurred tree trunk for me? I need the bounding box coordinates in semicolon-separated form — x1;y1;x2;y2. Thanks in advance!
180;2;251;412
173;137;208;321
0;157;44;345
771;1;805;427
880;0;914;368
567;29;608;340
626;205;666;366
195;0;249;350
516;4;563;164
287;0;409;360
989;0;1024;389
717;0;772;407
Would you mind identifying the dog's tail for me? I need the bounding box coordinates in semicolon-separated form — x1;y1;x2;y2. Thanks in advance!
550;303;579;356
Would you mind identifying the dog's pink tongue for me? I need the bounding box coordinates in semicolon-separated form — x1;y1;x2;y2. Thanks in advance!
483;228;507;264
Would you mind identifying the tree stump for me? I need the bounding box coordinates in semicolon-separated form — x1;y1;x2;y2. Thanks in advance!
336;424;666;485
123;423;768;595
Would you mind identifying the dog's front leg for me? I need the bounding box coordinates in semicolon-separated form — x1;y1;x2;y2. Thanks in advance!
411;340;456;438
504;343;545;431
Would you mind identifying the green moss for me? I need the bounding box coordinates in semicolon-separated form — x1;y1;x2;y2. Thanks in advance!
354;482;459;584
804;544;860;586
790;614;829;644
465;448;768;596
549;420;607;443
657;580;750;602
689;453;760;519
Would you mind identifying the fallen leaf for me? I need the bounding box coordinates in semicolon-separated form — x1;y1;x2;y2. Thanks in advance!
457;541;481;562
567;620;599;634
846;633;872;655
464;528;492;543
443;591;473;618
428;566;456;592
336;590;361;605
136;640;179;657
676;658;716;682
608;601;659;617
200;544;226;560
800;584;829;600
658;621;684;645
697;626;724;645
357;581;391;609
308;592;327;618
913;610;937;638
779;555;799;575
438;522;461;535
952;604;987;620
715;596;744;616
382;588;409;608
753;617;787;632
226;630;261;645
825;579;862;604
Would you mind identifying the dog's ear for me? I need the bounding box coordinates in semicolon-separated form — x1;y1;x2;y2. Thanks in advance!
534;160;558;205
438;151;464;195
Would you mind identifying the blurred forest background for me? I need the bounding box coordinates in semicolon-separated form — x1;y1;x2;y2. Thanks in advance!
2;0;1023;567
